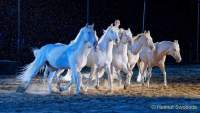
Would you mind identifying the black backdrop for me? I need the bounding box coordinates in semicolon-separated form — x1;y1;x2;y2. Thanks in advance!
0;0;199;64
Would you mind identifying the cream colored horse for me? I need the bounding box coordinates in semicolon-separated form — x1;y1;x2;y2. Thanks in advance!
125;31;155;88
137;40;182;87
113;31;155;89
85;30;155;90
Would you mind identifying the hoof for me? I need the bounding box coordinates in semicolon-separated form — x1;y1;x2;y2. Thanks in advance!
106;90;113;94
74;92;84;96
59;87;65;92
124;84;128;90
81;86;87;93
56;85;61;91
95;85;99;89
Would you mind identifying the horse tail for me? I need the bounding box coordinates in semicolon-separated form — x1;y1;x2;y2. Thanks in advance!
32;48;48;77
17;48;46;83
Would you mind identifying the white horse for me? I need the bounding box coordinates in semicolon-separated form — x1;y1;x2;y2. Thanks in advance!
84;30;155;90
41;24;120;93
85;24;120;92
137;40;182;87
111;28;133;87
16;24;98;95
112;31;155;89
85;28;133;85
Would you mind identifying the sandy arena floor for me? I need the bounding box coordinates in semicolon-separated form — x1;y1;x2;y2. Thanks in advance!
0;65;200;112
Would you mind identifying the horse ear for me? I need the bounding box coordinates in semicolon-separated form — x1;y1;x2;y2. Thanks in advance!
128;28;131;31
174;40;178;43
110;23;113;27
85;23;89;28
148;30;150;34
103;29;106;33
91;23;94;28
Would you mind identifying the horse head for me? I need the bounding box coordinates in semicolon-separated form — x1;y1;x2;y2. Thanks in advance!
105;24;120;44
81;24;98;49
144;30;155;51
168;40;182;63
119;28;132;44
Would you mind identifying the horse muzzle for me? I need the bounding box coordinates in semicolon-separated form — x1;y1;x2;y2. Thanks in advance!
176;57;182;63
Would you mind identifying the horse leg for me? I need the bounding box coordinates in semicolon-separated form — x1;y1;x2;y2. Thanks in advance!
43;65;49;85
79;71;86;92
111;65;121;86
117;70;122;87
160;64;167;86
123;65;132;89
141;63;148;86
136;60;143;83
47;71;56;93
85;66;96;91
60;69;76;93
74;71;81;95
105;64;113;92
147;67;152;88
95;67;101;89
55;69;65;90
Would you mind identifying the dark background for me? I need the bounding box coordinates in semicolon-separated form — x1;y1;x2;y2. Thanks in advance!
0;0;199;64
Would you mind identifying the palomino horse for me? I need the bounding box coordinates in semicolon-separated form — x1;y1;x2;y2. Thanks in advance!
125;31;155;88
17;24;98;95
137;40;182;87
126;31;155;88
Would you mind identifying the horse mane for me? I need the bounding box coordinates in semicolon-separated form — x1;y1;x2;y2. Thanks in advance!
132;33;144;41
98;26;111;44
154;41;175;51
68;28;83;47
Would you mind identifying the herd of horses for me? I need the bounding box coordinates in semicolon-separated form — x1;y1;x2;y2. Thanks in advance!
16;23;182;95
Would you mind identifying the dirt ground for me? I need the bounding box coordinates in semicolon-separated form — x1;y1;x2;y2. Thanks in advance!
0;65;200;112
